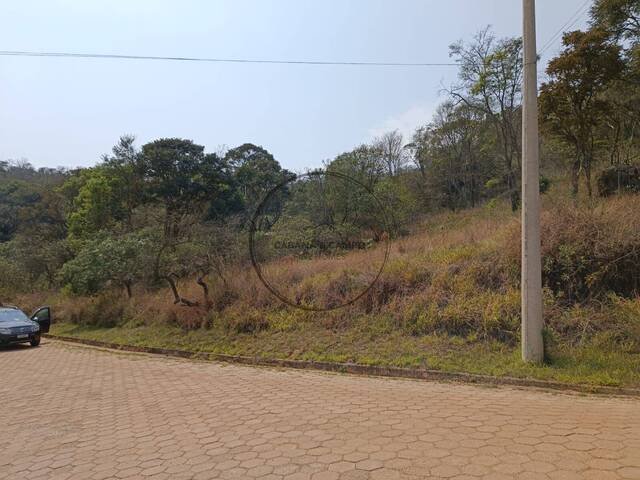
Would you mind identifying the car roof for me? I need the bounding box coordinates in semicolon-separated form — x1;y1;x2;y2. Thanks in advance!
0;305;20;311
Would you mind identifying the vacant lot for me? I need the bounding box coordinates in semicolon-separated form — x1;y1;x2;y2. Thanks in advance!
37;193;639;390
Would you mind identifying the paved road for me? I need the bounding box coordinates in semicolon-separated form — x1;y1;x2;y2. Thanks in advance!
1;340;639;480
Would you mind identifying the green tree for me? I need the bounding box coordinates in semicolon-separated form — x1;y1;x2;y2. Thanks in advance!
59;231;155;297
6;236;70;288
328;145;385;190
140;138;236;302
590;0;640;170
226;144;286;202
540;29;625;196
65;167;128;238
141;138;232;223
101;135;146;229
449;27;523;210
415;102;494;211
0;180;41;242
599;78;640;166
591;0;640;42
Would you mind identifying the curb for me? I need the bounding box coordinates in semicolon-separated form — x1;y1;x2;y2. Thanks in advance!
43;334;640;398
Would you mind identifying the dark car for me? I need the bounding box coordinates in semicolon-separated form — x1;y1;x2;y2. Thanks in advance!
0;306;51;347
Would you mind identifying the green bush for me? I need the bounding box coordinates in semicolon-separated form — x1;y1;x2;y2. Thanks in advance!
539;175;552;194
59;231;155;296
597;166;640;197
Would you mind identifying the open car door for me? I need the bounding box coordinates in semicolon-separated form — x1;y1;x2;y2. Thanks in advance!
31;306;51;334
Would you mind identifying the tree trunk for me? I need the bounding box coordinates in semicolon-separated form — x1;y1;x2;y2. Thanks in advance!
153;244;168;283
507;170;519;211
124;280;133;299
44;265;55;288
197;273;212;311
571;157;581;197
499;123;519;212
165;275;181;304
164;275;198;307
585;154;593;198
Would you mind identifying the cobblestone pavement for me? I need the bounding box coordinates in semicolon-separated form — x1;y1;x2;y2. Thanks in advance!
1;340;639;480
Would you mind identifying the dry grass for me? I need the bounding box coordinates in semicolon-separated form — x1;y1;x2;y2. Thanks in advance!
19;189;640;387
22;191;640;361
504;193;640;301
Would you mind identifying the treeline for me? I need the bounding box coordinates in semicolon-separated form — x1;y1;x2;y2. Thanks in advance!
1;0;638;304
413;0;640;210
0;133;416;303
1;139;292;303
540;0;640;196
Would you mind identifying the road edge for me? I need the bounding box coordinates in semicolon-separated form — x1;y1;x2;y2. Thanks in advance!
44;333;640;398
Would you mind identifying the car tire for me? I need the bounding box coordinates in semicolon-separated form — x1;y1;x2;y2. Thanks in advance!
30;336;41;347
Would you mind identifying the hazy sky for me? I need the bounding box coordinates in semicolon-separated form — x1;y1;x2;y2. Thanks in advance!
1;0;589;171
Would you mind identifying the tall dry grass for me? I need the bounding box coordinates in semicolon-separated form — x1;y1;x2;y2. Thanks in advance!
44;192;640;350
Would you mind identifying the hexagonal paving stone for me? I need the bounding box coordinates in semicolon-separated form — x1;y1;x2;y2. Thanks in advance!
1;340;638;480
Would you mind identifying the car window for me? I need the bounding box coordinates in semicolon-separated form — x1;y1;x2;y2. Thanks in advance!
0;310;29;323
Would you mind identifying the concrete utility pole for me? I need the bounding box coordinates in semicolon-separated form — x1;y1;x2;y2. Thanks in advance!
521;0;544;363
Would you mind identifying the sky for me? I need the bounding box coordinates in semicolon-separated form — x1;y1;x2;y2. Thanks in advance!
1;0;590;172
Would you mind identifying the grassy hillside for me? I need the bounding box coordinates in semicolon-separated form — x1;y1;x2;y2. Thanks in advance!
18;186;640;387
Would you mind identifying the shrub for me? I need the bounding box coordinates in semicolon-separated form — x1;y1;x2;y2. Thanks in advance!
162;306;206;331
546;295;640;352
210;286;238;312
392;286;520;344
539;175;552;194
597;165;640;197
58;231;154;296
220;308;270;334
0;257;30;298
64;293;129;328
504;195;640;302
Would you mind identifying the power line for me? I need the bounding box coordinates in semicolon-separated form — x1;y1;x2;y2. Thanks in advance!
0;2;594;68
539;0;591;54
0;50;457;67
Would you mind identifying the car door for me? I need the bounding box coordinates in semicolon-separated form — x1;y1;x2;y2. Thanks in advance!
31;307;51;334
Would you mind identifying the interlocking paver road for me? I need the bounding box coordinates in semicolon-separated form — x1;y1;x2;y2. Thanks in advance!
1;340;639;480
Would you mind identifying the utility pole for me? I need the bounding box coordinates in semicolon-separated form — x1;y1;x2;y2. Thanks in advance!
521;0;544;363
